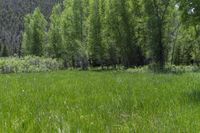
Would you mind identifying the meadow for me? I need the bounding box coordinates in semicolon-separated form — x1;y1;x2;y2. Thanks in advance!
0;70;200;132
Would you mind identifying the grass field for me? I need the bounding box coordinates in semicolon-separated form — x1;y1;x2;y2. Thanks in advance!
0;70;200;132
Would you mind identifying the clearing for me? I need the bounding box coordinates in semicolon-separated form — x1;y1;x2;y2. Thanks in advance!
0;71;200;132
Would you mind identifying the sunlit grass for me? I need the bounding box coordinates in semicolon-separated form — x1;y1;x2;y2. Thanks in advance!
0;70;200;132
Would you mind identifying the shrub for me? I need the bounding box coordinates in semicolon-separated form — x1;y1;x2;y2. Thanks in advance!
126;65;200;74
126;66;149;73
165;65;200;74
0;56;63;74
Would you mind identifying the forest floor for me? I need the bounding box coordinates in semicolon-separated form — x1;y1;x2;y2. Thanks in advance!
0;70;200;132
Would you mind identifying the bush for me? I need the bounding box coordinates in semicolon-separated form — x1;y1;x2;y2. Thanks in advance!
165;65;200;74
126;66;149;73
0;56;63;74
126;65;200;74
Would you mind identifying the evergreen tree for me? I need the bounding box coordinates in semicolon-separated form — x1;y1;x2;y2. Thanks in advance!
22;8;47;56
48;4;63;58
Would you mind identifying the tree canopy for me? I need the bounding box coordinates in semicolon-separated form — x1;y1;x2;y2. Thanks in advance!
1;0;200;70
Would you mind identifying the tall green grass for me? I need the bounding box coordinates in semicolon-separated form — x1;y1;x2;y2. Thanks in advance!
0;71;200;132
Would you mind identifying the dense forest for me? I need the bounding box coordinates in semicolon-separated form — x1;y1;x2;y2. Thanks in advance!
0;0;63;55
0;0;200;70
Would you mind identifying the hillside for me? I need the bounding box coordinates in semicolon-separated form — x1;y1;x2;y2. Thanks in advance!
0;0;62;54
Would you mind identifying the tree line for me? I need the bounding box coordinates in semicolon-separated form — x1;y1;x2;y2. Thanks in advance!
2;0;200;70
0;0;62;55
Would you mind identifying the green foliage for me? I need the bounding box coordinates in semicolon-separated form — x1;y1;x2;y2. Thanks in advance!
18;0;200;70
88;0;105;66
144;0;172;70
178;0;200;26
48;4;63;58
172;0;200;66
22;8;47;56
56;0;90;69
106;0;145;67
0;56;63;74
0;0;63;55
